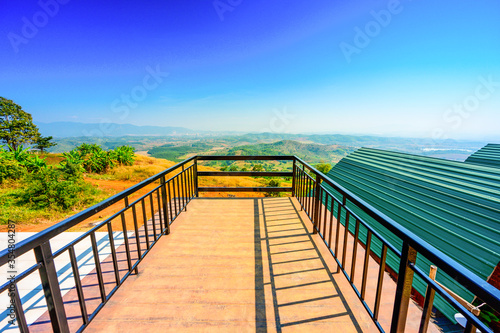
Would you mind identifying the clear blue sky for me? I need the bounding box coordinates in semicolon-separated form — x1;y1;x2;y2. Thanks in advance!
1;0;499;140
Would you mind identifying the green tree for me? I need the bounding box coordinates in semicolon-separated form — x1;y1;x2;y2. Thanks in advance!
252;164;264;172
315;163;332;174
0;97;40;150
35;135;57;153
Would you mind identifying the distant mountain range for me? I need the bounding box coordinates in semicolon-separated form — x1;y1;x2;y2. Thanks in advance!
37;122;199;137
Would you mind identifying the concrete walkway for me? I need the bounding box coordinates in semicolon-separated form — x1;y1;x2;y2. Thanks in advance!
86;198;379;332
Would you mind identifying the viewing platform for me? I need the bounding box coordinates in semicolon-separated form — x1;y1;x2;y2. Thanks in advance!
1;156;498;333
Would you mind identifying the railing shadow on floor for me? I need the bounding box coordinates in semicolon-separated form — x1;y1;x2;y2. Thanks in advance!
254;196;363;332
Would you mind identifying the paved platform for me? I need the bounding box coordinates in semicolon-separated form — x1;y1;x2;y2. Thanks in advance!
8;197;447;332
83;197;442;333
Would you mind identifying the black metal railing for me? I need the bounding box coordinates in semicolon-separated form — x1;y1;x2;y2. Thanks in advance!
1;155;499;333
0;156;197;333
293;156;500;333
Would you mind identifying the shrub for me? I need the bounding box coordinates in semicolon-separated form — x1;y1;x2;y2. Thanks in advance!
111;145;135;166
0;158;25;183
63;144;135;174
21;167;101;210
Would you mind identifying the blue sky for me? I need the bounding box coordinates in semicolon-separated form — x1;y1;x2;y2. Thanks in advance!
0;0;499;140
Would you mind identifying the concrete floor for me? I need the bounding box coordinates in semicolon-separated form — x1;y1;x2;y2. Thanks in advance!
24;197;445;332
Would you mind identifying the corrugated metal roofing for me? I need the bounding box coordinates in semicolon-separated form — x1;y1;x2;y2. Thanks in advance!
465;143;500;168
323;147;500;322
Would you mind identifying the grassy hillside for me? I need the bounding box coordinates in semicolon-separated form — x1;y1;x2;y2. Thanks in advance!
218;140;354;163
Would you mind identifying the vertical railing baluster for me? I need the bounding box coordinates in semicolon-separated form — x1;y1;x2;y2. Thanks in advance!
328;196;335;249
307;176;312;217
160;176;170;235
34;242;70;333
342;210;351;270
120;208;133;273
335;197;344;273
361;231;372;300
150;193;158;240
12;283;29;333
291;159;296;197
194;159;199;197
313;176;321;234
350;219;360;283
156;188;164;233
141;199;150;249
300;167;304;209
374;244;388;321
90;232;106;303
172;177;178;217
390;242;417;333
181;165;187;210
167;179;174;226
419;265;437;333
131;203;142;260
106;223;121;286
176;174;182;214
322;192;328;238
68;245;89;325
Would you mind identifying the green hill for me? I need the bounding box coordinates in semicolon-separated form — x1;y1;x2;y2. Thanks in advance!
217;140;354;164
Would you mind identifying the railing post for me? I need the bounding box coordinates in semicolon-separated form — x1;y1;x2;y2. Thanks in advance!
34;242;70;333
160;176;170;235
313;173;321;234
194;158;199;197
390;242;417;333
291;159;296;197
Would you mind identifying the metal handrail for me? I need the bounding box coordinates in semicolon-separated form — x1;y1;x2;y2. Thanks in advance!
0;156;196;266
293;155;500;333
294;155;500;308
1;154;499;333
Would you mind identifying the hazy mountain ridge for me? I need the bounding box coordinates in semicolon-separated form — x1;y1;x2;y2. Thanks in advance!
37;122;199;137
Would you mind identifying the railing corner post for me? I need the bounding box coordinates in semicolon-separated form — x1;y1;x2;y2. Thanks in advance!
390;242;417;333
34;242;70;333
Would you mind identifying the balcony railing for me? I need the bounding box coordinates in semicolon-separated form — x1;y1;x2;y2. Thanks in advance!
1;155;499;333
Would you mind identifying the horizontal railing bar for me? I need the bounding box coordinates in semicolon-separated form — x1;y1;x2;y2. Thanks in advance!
294;156;500;308
197;155;295;161
0;156;196;265
0;263;41;293
198;187;293;192
198;171;293;177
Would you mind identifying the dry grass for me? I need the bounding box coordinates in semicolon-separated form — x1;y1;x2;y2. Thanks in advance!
108;154;176;182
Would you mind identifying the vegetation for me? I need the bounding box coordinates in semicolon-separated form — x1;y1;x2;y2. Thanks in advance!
315;163;332;174
0;97;41;150
148;142;213;162
34;135;57;153
63;143;135;173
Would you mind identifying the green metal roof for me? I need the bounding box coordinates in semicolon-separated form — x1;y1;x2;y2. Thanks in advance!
323;147;500;322
465;143;500;168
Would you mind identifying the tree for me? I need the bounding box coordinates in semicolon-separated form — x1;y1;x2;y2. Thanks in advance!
315;163;332;174
35;135;57;153
0;97;40;151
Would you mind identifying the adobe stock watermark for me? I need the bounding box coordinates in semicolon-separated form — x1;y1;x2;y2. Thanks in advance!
213;0;243;21
82;65;169;137
431;75;499;142
339;0;406;63
260;107;296;134
7;0;70;53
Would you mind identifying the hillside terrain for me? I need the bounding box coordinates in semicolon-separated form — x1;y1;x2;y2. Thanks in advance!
49;131;487;162
0;153;287;232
